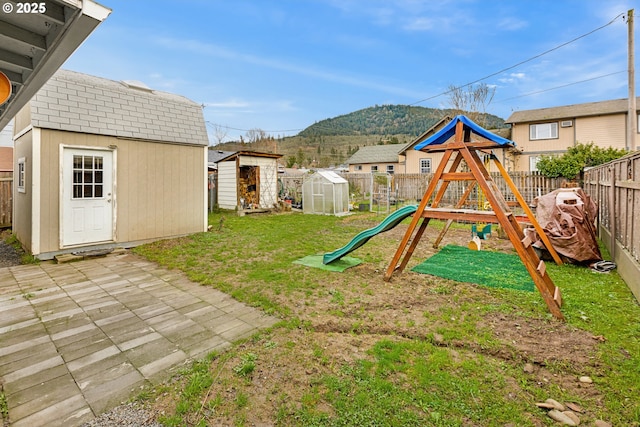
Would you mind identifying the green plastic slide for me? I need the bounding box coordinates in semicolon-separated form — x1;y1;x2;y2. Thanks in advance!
323;205;418;265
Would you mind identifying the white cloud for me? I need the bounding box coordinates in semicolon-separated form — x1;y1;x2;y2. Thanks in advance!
402;17;436;31
203;99;251;109
497;17;528;31
498;72;527;84
153;36;420;98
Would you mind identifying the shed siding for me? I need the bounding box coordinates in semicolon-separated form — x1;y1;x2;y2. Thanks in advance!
35;129;206;256
218;161;238;210
12;130;33;252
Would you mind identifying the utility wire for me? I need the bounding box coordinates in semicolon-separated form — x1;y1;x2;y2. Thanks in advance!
409;12;626;106
206;12;625;137
494;70;626;103
205;121;303;133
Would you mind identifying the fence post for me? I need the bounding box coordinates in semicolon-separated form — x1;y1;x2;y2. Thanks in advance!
608;166;616;258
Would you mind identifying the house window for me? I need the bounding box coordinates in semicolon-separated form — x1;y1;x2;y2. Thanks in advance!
529;156;540;172
529;122;558;140
354;165;362;171
386;165;395;174
371;165;378;172
420;158;432;173
17;157;25;193
72;155;104;199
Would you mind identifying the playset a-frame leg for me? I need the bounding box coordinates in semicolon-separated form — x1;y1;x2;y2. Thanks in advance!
384;120;565;320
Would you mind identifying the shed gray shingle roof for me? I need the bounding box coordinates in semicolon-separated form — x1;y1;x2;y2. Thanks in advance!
506;97;640;124
347;144;403;165
29;69;209;146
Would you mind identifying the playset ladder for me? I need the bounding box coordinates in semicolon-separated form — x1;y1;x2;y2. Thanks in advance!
384;120;564;320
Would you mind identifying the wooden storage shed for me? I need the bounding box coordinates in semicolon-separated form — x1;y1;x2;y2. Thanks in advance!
12;69;209;259
215;151;282;210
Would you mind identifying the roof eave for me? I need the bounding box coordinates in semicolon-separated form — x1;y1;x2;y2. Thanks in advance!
0;0;111;130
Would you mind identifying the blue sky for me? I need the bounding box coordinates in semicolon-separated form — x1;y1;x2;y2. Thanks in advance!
62;0;639;143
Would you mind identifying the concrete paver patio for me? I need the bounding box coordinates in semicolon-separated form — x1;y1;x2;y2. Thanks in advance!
0;252;278;426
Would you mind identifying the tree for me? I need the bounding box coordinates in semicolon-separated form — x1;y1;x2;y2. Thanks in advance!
245;128;268;144
209;123;229;146
536;142;627;180
446;83;495;126
296;148;306;167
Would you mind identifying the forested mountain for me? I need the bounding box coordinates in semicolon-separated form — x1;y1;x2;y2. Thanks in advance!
213;105;508;168
299;105;506;137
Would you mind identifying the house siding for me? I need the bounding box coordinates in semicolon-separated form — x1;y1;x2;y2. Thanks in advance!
403;151;448;174
575;115;626;150
510;113;630;171
348;162;399;173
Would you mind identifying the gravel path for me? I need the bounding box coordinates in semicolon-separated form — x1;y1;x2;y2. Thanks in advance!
80;403;163;427
0;233;21;267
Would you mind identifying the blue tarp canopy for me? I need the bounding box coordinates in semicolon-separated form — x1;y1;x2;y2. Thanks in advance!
414;115;515;151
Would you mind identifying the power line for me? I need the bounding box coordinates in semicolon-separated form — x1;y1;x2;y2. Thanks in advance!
409;12;625;106
205;121;303;134
494;70;626;103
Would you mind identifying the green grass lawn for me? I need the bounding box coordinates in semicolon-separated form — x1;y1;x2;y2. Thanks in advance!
133;210;640;426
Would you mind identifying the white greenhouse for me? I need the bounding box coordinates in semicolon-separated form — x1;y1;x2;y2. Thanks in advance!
302;171;350;215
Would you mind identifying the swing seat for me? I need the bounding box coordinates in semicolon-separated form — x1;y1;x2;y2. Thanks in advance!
471;224;492;239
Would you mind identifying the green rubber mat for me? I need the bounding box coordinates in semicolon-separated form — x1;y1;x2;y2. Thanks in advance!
294;254;362;272
411;245;534;292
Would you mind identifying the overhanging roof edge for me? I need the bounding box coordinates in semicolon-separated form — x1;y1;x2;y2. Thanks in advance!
0;0;111;130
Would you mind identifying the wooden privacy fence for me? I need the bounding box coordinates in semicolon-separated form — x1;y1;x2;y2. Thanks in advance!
0;173;11;228
584;152;640;302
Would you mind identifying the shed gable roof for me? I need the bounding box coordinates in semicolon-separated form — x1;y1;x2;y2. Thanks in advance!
506;97;640;124
347;144;403;165
29;69;209;145
216;150;283;163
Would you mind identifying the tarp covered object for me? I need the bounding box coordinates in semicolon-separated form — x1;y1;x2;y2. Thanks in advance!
530;188;602;264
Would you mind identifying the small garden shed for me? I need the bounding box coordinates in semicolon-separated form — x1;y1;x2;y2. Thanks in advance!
302;170;349;215
12;69;209;259
216;151;282;210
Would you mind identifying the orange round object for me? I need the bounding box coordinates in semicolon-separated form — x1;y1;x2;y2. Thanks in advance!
0;72;11;105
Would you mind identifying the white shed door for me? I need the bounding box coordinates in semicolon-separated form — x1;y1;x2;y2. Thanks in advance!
62;148;114;246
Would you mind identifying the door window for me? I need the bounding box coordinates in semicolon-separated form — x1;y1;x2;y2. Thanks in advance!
72;155;104;199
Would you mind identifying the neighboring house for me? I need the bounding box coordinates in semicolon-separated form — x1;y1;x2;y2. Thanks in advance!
346;144;404;174
506;97;639;172
0;147;12;175
399;116;452;174
0;146;12;227
13;69;209;259
215;150;282;210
